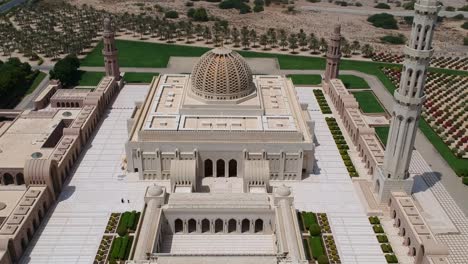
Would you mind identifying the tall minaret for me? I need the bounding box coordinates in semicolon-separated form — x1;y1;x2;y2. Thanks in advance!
374;0;440;203
102;17;120;80
324;24;342;81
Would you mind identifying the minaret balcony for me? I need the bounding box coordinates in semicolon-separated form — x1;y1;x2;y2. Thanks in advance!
394;90;425;105
415;3;441;14
404;46;433;58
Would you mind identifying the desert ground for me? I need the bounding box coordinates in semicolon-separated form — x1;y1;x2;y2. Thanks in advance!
50;0;468;55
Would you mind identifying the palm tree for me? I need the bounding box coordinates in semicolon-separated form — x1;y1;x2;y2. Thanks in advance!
250;29;258;48
308;34;320;54
241;26;250;49
267;28;277;48
361;44;374;58
288;33;298;53
260;33;268;50
342;43;352;57
298;29;308;51
278;29;288;50
351;40;361;54
319;38;328;53
231;27;240;47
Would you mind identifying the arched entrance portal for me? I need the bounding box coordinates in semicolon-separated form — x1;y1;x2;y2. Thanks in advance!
204;159;213;177
228;159;237;177
174;219;183;233
216;159;225;177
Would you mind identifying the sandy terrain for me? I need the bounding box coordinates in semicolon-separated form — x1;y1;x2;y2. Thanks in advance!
59;0;468;55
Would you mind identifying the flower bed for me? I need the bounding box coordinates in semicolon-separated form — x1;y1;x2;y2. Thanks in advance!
94;211;142;264
94;235;113;264
325;117;359;177
105;213;121;234
382;67;468;159
369;216;398;264
372;52;468;71
300;212;341;263
314;89;332;114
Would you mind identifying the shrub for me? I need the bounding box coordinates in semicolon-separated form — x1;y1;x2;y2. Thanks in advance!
302;212;318;229
381;243;393;253
453;14;464;20
445;6;455;12
185;1;194;6
165;10;179;18
458;5;468;12
403;1;415;10
369;216;380;225
377;234;388;243
381;34;406;45
374;3;390;9
367;13;398;29
193;7;209;21
373;225;384;233
385;254;398;263
110;237;122;260
462;177;468;185
117;212;131;236
309;224;321;236
462;22;468;30
118;235;129;260
317;255;329;264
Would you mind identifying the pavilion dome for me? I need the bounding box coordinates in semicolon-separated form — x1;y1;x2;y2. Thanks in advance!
147;185;163;196
276;185;291;197
191;47;254;100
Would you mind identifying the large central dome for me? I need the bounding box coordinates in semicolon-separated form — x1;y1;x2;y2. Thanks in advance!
191;47;254;100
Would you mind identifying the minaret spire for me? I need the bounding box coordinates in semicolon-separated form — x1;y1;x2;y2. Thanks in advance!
324;24;342;81
102;17;121;80
374;0;441;202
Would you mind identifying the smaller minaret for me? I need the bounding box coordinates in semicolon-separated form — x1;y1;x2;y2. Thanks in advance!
102;17;120;80
324;24;342;81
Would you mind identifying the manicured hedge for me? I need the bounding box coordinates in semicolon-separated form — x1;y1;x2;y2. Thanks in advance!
381;243;393;253
377;234;388;243
309;236;325;260
110;235;134;261
309;224;321;236
302;212;318;230
369;216;380;225
385;254;398;263
373;225;385;233
117;211;140;236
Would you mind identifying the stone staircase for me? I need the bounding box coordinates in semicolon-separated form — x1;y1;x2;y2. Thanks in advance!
159;234;276;255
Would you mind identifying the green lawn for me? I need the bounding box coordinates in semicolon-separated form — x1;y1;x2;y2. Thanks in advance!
81;40;210;67
375;126;390;147
124;72;159;83
288;74;322;85
352;91;386;113
301;212;318;230
419;118;468;176
77;71;105;86
26;71;47;94
339;74;370;89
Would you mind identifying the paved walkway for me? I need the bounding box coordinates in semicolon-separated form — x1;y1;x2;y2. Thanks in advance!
20;85;152;263
410;151;468;264
276;87;386;264
15;73;50;110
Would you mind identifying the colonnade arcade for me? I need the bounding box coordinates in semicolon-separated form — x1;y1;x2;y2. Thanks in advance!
172;217;267;234
204;159;237;178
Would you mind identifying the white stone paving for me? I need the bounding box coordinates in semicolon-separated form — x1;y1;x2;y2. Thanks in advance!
271;87;386;264
21;85;151;264
410;151;468;264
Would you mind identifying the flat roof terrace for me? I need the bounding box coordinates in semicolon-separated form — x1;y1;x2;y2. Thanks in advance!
0;109;81;168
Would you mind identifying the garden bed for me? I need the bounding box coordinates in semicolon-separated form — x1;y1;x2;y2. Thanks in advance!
369;216;398;264
300;211;341;264
94;211;142;264
314;89;332;114
351;91;386;113
325;117;359;177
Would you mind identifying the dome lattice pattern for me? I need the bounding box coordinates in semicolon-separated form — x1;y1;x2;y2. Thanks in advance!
191;47;254;100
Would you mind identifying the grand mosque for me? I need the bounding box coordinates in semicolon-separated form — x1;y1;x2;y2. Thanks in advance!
0;1;459;264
